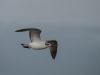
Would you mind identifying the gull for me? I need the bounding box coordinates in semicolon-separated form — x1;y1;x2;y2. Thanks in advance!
15;28;58;60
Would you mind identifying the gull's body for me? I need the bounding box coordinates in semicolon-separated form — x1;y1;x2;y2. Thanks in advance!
29;41;47;50
15;28;58;60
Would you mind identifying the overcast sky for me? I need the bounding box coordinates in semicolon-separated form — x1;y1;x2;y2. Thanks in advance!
0;0;100;75
0;0;100;24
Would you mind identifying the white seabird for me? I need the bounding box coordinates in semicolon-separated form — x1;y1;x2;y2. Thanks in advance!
15;28;58;60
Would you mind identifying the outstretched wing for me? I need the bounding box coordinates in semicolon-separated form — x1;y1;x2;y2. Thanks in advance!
15;28;42;42
47;40;58;60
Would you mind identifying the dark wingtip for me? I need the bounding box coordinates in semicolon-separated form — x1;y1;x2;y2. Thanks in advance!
15;28;42;32
15;30;17;32
15;30;20;32
51;52;56;60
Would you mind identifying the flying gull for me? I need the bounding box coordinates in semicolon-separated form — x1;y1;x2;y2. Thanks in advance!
15;28;58;60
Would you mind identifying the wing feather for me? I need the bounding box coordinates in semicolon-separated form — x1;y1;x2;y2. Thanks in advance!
47;40;58;60
15;28;42;42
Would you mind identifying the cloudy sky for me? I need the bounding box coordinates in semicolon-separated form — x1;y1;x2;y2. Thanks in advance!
0;0;100;75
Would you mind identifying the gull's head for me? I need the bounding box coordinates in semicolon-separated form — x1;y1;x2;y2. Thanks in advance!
45;41;52;47
45;40;57;47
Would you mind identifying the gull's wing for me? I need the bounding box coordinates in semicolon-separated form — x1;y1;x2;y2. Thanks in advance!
15;28;42;42
47;40;58;60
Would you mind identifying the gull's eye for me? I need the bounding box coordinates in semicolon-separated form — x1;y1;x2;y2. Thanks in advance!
45;42;51;46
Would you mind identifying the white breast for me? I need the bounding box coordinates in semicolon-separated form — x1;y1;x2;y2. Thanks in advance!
29;41;48;50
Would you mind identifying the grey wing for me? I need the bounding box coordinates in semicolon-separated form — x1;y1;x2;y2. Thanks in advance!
15;28;42;42
29;29;41;42
48;40;58;60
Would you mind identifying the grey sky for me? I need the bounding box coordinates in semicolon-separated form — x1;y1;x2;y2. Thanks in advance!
0;0;100;75
0;0;100;24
